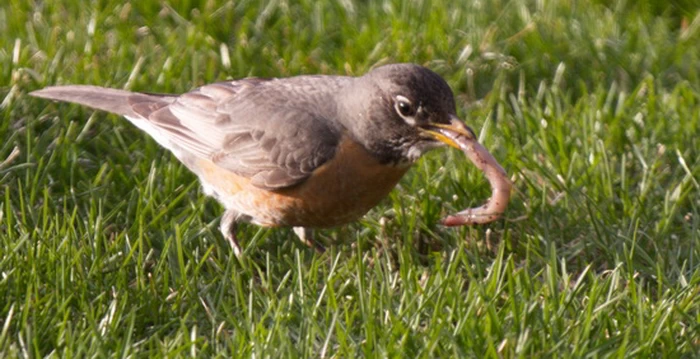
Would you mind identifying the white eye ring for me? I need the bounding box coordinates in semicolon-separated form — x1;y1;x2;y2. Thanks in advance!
394;95;416;124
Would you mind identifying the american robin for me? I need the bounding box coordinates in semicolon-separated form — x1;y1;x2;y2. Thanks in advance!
31;63;477;256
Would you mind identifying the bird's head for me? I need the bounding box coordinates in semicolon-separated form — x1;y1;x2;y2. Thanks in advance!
339;63;475;164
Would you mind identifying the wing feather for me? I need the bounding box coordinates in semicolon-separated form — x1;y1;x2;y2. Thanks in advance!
141;77;348;189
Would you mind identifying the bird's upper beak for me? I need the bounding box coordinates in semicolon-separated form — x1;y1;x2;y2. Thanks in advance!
419;115;476;149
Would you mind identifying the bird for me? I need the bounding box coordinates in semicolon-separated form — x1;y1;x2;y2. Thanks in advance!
30;63;477;256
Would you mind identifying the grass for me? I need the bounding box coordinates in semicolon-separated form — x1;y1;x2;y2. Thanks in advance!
2;0;700;357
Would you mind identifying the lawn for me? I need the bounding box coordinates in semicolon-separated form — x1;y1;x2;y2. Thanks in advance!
1;0;699;357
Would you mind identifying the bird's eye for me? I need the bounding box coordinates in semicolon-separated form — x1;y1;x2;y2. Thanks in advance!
395;96;416;117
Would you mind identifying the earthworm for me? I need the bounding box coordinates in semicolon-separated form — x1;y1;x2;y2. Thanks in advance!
440;130;512;226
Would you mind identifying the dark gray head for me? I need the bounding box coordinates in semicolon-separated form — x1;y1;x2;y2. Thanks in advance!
338;63;474;164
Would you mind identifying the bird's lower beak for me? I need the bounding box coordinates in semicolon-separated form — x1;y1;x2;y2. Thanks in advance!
419;115;476;149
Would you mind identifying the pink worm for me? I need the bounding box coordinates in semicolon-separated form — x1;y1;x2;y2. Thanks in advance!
440;131;512;226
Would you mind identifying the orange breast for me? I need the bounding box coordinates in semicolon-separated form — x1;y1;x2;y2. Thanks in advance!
195;137;410;228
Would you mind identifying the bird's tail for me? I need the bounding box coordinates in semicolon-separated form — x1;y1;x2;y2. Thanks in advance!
29;85;174;118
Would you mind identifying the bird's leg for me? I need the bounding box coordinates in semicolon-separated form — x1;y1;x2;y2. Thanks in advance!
220;209;243;257
293;227;326;253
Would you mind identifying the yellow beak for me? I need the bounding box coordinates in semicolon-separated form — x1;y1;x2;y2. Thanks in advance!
420;115;476;149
